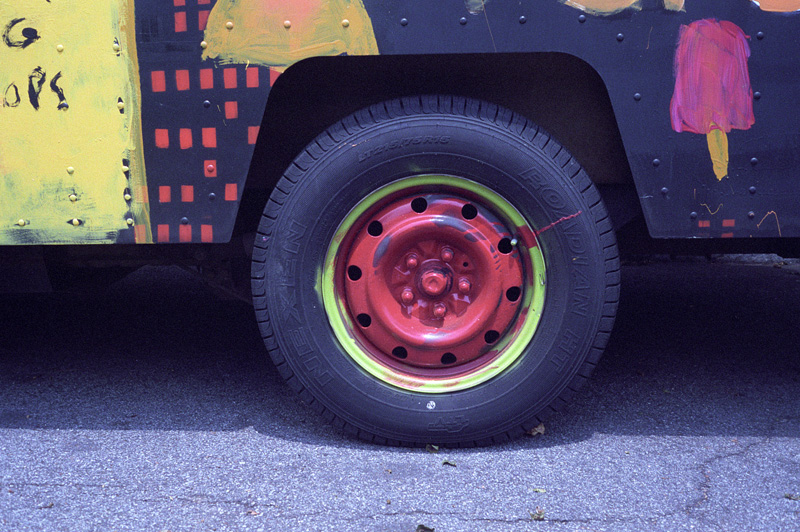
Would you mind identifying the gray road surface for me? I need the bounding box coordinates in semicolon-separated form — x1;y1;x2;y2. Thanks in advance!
1;259;799;531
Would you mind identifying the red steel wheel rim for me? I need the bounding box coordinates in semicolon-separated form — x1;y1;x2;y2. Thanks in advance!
337;188;529;379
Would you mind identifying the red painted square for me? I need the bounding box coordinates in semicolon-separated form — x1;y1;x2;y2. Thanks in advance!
721;232;734;238
179;128;193;149
204;160;217;177
202;128;217;148
246;67;259;88
173;0;185;6
198;10;210;30
155;129;169;148
224;101;238;119
224;68;237;89
151;71;166;92
199;69;213;89
138;186;149;204
159;186;171;203
157;224;170;242
198;0;210;4
179;224;192;243
225;183;237;201
181;185;194;202
722;219;735;227
201;225;213;242
134;224;146;243
175;70;190;91
269;68;281;86
698;220;711;228
248;126;259;144
174;12;187;32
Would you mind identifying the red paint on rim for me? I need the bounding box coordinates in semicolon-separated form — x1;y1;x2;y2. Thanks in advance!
336;193;528;379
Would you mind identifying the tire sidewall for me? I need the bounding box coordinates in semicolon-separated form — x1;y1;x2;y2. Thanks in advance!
264;115;606;443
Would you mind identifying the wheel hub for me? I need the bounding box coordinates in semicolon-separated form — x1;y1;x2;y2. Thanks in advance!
416;262;452;298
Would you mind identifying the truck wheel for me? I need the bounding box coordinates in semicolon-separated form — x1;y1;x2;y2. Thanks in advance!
251;96;619;446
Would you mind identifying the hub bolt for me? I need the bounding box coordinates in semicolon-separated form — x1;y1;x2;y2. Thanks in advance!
406;254;419;269
441;247;454;262
401;288;415;305
433;302;447;319
458;278;471;293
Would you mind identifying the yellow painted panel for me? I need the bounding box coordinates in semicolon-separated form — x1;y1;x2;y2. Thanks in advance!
202;0;379;71
0;0;149;244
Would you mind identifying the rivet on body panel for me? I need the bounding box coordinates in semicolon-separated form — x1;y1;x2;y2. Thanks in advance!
56;44;64;52
17;219;26;227
124;193;132;201
690;212;698;219
578;15;586;23
117;99;125;111
122;165;130;173
653;158;661;167
754;92;761;100
757;31;764;40
616;33;624;42
749;186;757;194
342;19;350;27
113;43;120;52
200;41;208;49
181;217;189;225
400;18;408;26
69;194;78;202
67;166;75;174
206;164;215;173
283;20;291;29
748;211;755;219
459;17;467;25
660;187;668;196
634;93;642;101
519;16;527;24
126;218;134;226
208;193;216;201
71;218;82;226
750;157;758;165
203;100;211;108
226;21;234;29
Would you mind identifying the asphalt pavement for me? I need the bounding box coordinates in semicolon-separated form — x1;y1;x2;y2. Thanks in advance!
1;258;799;531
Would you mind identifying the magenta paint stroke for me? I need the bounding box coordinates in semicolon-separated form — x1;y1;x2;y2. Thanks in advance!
670;19;754;135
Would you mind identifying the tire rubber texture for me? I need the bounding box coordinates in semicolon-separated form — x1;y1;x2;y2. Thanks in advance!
251;96;620;446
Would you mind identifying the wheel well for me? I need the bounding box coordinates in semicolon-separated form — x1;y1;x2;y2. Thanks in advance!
237;52;635;234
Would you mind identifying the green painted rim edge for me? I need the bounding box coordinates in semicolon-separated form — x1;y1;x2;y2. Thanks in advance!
320;175;546;393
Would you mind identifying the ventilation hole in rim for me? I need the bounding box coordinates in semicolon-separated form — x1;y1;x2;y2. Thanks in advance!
411;197;428;213
506;286;521;302
484;330;500;344
392;346;408;359
347;265;362;281
356;314;372;327
367;221;383;236
498;237;513;254
441;352;457;365
461;203;478;220
463;262;469;268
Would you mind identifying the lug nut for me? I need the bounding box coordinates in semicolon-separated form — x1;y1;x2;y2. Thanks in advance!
401;288;415;305
458;278;471;293
441;247;454;262
405;254;418;269
433;303;447;319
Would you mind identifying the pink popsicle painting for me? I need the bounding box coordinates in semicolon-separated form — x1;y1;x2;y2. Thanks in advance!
670;19;755;181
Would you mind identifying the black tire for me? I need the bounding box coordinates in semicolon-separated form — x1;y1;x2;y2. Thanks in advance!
251;96;619;446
